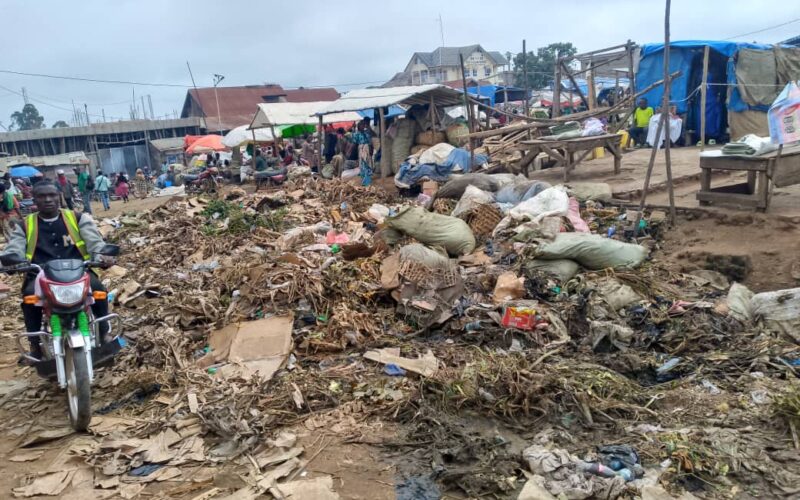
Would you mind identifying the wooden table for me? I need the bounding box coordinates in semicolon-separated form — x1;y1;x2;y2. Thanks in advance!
696;145;800;212
518;133;623;181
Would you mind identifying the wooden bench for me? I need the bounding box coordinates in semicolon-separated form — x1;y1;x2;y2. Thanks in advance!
696;144;800;212
518;133;623;181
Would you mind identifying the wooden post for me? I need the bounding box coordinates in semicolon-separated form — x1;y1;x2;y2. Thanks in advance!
627;39;636;95
553;54;561;118
587;59;597;110
661;0;676;224
460;54;476;167
317;114;324;169
699;45;710;151
635;0;675;231
522;40;530;120
269;123;279;157
378;107;388;178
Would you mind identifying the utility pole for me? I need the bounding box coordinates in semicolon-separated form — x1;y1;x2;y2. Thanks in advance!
148;95;155;121
84;103;90;125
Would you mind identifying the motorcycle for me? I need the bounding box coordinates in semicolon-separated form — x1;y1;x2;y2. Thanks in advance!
184;167;221;194
0;244;123;431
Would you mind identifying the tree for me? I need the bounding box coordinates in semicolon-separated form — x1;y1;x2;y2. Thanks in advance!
52;120;69;128
10;103;45;130
513;42;578;89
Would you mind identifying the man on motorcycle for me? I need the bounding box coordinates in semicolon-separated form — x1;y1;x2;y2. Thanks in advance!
0;180;112;361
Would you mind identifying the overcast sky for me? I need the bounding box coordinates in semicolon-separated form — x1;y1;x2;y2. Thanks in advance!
0;0;797;128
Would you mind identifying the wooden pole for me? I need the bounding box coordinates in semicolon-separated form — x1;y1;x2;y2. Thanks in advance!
635;0;675;233
627;40;636;96
561;61;590;109
317;114;324;171
662;0;676;224
460;54;476;167
553;52;561;118
522;39;530;120
699;45;710;151
378;107;388;178
587;59;597;110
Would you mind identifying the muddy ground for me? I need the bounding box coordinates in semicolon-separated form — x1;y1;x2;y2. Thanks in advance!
0;151;798;499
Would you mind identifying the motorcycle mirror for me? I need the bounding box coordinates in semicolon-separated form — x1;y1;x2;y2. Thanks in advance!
98;244;121;257
0;254;27;267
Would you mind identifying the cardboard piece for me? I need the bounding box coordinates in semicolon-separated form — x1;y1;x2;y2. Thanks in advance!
12;470;75;497
197;315;293;381
363;348;439;377
493;272;525;305
275;475;341;499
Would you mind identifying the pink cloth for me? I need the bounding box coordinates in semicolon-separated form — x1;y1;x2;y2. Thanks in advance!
567;197;590;233
115;181;130;197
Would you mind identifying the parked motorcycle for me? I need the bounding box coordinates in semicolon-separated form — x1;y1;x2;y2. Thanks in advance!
0;244;123;431
184;167;221;194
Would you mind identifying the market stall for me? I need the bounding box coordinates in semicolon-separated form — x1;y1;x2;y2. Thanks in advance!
315;84;467;177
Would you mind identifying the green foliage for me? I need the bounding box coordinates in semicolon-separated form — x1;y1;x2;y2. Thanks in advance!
51;120;69;128
10;103;45;130
200;200;288;236
513;42;577;89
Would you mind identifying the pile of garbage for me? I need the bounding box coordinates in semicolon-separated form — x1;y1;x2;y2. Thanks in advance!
5;175;800;499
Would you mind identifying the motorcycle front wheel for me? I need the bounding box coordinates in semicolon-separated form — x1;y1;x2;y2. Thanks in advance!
65;346;92;431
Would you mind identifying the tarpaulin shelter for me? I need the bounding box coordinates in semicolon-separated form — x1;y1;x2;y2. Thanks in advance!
10;165;41;178
249;102;362;130
315;84;465;115
185;134;228;154
316;84;467;177
222;125;275;148
635;41;800;142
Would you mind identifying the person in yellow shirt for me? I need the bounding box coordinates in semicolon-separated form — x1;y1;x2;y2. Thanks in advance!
629;98;654;148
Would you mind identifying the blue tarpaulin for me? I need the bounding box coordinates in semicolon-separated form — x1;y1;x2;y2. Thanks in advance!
10;165;41;178
357;105;406;121
395;148;488;187
635;41;773;115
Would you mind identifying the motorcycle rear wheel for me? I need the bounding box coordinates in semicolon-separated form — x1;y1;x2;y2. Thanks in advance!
65;346;92;431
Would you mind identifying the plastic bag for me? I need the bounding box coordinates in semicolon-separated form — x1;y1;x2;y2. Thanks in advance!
509;186;570;220
495;180;551;204
524;259;579;283
537;233;648;270
418;143;455;165
452;185;495;217
567;183;613;202
581;117;605;137
386;206;476;256
768;81;800;145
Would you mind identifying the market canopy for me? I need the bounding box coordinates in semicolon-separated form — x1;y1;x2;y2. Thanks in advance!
315;84;465;115
249;102;362;130
10;165;41;178
185;134;228;154
222;125;276;148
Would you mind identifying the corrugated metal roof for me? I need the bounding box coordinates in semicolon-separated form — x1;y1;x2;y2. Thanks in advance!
250;102;362;129
183;85;340;131
0;118;200;143
316;85;465;115
0;152;89;170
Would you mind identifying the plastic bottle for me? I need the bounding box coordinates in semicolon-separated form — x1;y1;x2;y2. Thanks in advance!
464;321;483;332
616;468;634;482
607;226;616;238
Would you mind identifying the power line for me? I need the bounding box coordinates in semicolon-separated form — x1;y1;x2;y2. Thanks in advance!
0;69;192;88
724;17;800;40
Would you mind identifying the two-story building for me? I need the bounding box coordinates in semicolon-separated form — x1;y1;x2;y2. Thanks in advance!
384;45;511;88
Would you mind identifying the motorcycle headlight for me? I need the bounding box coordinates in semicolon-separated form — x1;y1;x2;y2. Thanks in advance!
49;283;86;306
